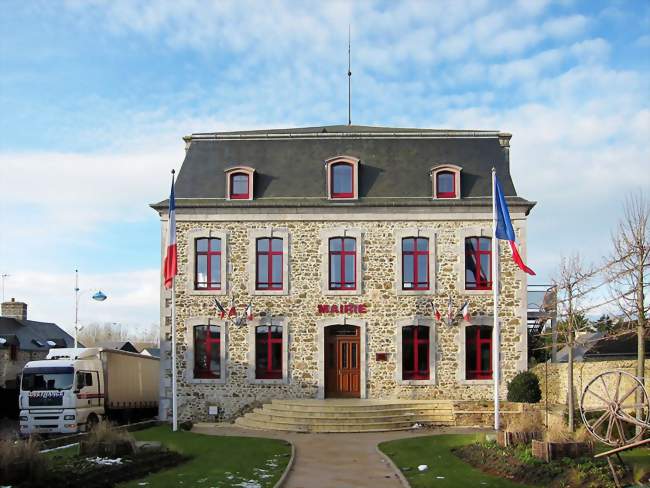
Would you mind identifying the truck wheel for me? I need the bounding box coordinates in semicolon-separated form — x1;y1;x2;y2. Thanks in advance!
86;414;99;431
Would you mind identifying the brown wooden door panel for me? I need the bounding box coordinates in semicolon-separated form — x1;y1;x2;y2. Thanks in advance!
325;326;360;398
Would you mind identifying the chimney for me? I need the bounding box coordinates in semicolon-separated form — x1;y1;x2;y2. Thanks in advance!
1;298;27;321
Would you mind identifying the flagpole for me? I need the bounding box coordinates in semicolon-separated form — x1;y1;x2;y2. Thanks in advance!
169;170;178;433
492;167;500;431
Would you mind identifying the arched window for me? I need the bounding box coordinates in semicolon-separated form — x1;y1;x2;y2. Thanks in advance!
402;325;430;380
431;164;461;199
225;166;255;200
255;324;283;379
256;237;283;290
193;325;221;379
331;163;353;198
466;326;492;380
195;238;221;290
436;171;455;198
329;237;356;290
465;236;492;290
230;172;249;199
402;237;429;290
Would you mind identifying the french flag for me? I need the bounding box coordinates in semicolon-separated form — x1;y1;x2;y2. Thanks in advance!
494;175;535;276
163;172;178;289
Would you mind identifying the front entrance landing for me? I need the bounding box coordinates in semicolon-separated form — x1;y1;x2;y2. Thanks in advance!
234;399;455;433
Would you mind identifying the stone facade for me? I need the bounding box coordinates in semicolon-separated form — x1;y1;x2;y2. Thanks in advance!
158;212;530;422
0;348;46;389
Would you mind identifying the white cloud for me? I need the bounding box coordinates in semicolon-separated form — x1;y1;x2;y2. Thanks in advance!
3;268;160;336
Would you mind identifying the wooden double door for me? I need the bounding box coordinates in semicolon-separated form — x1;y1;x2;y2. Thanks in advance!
325;325;360;398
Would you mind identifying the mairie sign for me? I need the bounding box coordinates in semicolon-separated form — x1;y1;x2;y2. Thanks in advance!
317;303;368;314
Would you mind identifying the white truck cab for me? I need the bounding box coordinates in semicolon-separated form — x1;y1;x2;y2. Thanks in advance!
19;347;158;435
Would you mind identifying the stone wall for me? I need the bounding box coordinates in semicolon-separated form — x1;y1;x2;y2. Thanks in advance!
531;360;650;407
0;349;46;389
160;216;529;422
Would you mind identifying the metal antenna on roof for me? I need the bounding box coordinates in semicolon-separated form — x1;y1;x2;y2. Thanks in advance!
348;24;352;126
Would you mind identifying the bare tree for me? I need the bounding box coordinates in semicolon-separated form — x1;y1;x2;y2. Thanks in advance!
606;192;649;430
553;253;598;431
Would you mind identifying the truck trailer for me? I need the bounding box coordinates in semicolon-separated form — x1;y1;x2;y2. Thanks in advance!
19;347;159;435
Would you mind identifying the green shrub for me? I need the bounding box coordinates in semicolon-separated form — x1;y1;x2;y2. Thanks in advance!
507;371;542;403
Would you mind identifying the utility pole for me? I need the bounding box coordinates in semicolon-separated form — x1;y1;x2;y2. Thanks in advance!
1;274;9;303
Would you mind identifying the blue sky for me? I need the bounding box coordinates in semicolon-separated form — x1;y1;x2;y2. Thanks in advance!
1;0;648;334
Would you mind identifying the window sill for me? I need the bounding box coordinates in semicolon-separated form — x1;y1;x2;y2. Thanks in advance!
248;378;288;385
397;378;437;386
461;288;493;296
187;288;228;297
396;288;434;296
251;289;289;296
457;378;494;385
323;288;363;296
186;377;227;385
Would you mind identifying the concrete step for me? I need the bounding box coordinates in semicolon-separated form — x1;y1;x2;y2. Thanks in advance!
234;416;421;433
269;399;453;413
247;410;454;426
260;404;452;418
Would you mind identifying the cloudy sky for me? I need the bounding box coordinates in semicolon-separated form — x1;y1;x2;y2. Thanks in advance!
1;0;648;336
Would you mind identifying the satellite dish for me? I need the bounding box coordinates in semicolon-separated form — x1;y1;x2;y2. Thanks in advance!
92;290;107;301
46;340;57;347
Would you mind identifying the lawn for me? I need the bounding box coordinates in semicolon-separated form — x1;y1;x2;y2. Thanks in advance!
44;426;292;488
378;434;528;488
119;426;292;488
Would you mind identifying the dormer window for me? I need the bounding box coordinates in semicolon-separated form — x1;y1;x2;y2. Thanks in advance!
325;156;359;200
431;164;461;200
225;166;255;201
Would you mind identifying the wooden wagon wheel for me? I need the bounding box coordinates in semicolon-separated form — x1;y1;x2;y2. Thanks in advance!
580;370;650;447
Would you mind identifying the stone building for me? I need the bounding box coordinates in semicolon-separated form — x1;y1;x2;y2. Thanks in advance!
0;298;75;416
152;125;535;422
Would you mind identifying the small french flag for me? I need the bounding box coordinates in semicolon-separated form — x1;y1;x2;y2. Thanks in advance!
245;302;253;321
432;303;442;322
459;301;471;322
494;175;535;275
214;298;227;319
163;172;177;289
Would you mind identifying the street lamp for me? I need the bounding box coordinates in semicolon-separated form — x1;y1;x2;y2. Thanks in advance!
74;269;108;349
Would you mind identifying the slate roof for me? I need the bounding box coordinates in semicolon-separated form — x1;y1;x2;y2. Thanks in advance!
152;124;535;212
95;341;139;353
0;317;75;352
583;331;650;361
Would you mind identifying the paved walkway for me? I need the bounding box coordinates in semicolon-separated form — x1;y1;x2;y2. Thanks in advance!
193;424;486;488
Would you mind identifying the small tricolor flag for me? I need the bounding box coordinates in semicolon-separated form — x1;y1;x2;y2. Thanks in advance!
494;175;535;275
214;298;227;319
433;306;441;322
459;301;471;322
163;172;177;289
245;302;253;321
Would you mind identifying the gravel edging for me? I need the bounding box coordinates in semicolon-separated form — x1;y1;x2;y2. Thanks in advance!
274;439;295;488
375;444;410;488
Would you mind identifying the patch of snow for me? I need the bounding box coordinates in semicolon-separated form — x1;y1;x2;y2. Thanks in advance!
412;422;423;429
233;481;261;488
137;483;148;486
436;476;445;479
86;457;122;466
40;442;79;453
417;464;428;472
197;478;208;483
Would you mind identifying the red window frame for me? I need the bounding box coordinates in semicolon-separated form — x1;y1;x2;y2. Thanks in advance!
466;326;493;380
330;162;354;199
230;172;250;199
195;238;221;290
465;237;492;290
256;238;283;290
193;325;221;379
436;170;456;198
328;237;356;290
255;325;283;379
402;237;429;290
402;326;430;380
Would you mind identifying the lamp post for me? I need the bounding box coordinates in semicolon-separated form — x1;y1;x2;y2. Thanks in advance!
74;269;108;349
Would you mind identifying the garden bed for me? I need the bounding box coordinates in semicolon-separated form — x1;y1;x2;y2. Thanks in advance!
453;441;623;488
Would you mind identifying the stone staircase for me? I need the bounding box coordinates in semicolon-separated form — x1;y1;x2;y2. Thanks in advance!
234;399;456;433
